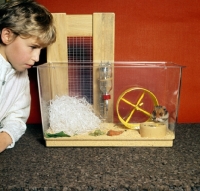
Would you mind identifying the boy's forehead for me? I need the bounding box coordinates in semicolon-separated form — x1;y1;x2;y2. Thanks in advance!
28;36;44;47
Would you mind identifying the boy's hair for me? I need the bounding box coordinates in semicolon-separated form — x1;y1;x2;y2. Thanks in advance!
0;0;56;47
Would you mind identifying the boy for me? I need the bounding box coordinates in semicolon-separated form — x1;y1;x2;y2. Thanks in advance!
0;0;56;152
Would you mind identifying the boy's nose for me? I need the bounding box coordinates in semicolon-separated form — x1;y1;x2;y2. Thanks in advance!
32;49;41;62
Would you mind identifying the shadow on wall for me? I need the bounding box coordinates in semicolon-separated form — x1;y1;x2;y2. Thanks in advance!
27;49;47;124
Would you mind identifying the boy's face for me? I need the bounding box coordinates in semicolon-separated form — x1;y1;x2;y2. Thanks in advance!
4;34;42;72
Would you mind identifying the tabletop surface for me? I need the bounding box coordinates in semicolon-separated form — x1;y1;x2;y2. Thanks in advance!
1;123;200;191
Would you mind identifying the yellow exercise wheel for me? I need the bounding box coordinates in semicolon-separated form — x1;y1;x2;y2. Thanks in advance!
116;87;159;129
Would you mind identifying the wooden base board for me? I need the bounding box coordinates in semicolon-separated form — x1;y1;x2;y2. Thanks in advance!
44;123;175;147
45;139;174;147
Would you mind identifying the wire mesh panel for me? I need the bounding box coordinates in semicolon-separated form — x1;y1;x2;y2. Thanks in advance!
67;37;93;104
68;37;93;62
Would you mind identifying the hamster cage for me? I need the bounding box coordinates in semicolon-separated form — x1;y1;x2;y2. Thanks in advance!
36;13;184;147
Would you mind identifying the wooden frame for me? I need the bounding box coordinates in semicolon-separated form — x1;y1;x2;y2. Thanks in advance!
45;13;115;120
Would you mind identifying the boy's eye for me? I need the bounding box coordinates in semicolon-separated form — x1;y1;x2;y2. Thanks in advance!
30;44;41;49
30;46;37;49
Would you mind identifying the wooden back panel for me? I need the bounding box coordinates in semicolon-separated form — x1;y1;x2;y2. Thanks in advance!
45;13;115;121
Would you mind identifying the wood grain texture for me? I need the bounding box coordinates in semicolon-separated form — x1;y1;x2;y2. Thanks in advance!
93;13;115;122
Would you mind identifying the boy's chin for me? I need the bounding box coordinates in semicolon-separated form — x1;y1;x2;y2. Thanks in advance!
14;67;27;72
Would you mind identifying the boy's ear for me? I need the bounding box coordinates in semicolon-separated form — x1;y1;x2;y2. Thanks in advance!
1;28;15;44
